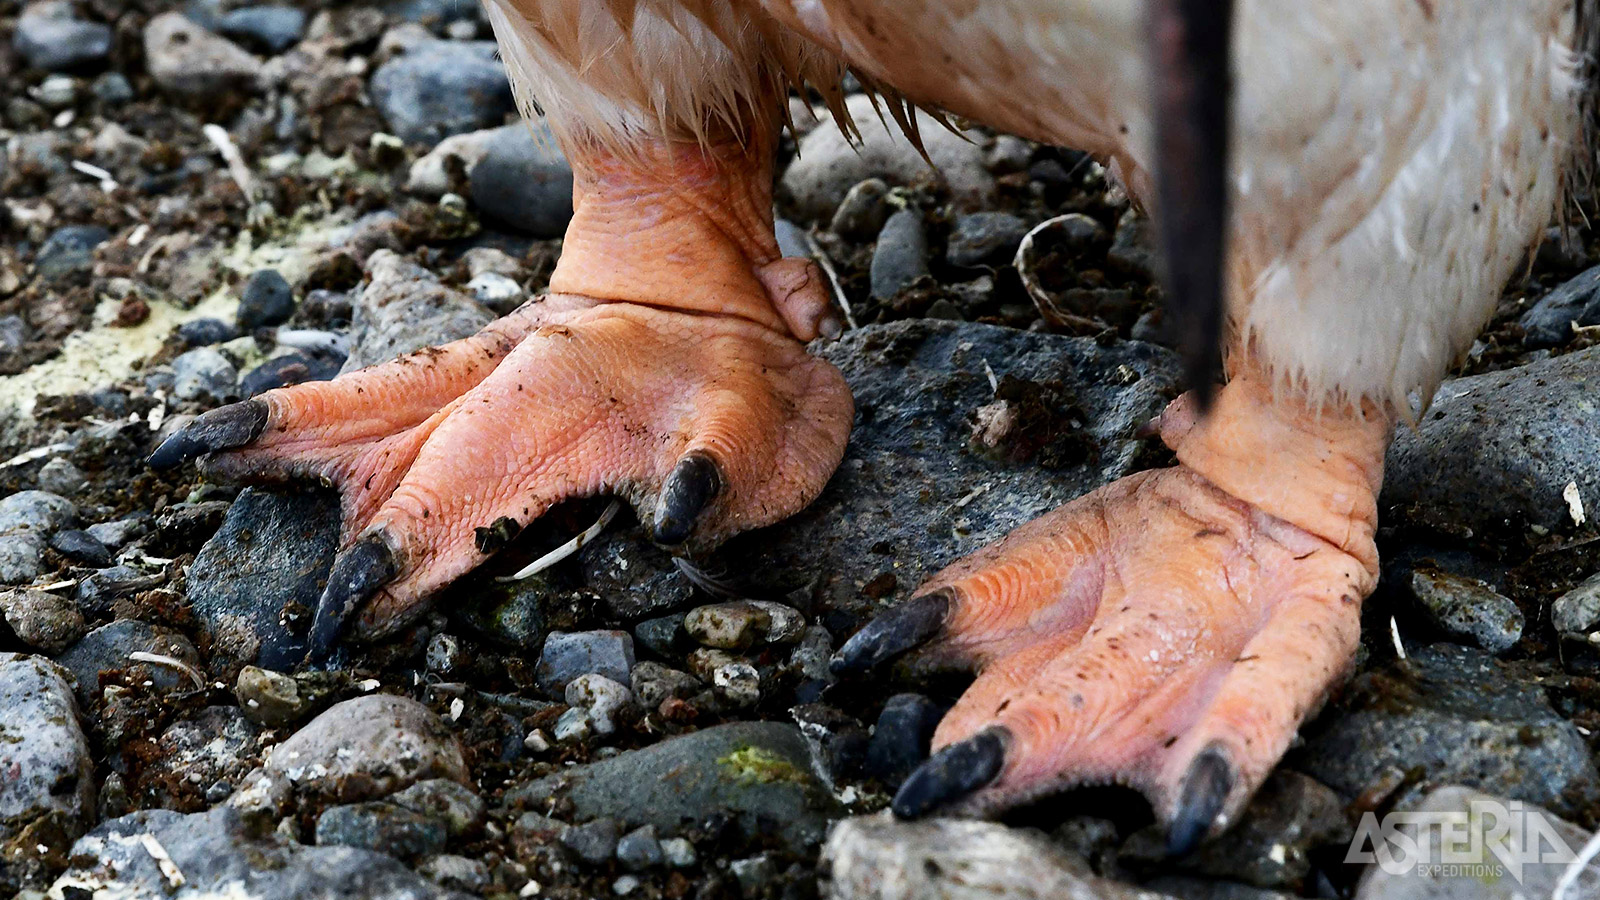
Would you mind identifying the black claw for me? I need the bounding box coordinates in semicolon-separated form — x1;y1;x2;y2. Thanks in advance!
148;399;269;470
1167;746;1234;856
830;589;951;677
303;537;398;669
652;453;722;545
891;728;1007;819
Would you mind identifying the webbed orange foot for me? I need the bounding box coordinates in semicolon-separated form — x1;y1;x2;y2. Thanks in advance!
835;365;1390;854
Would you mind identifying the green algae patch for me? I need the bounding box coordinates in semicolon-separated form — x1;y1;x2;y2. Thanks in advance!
718;744;810;786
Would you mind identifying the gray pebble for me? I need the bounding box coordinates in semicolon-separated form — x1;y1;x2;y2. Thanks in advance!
35;457;86;495
946;212;1030;268
553;706;591;744
660;836;696;868
1553;572;1600;637
633;612;688;657
234;665;310;727
143;13;262;100
49;528;113;566
565;673;632;735
316;801;448;860
616;824;664;871
466;272;523;314
425;632;466;676
34;73;77;109
417;854;490;892
0;588;85;652
172;347;239;402
216;5;306;53
13;1;112;72
468;121;574;237
0;489;76;534
55;619;201;706
1406;566;1524;654
236;268;296;330
711;661;760;707
0;532;47;584
730;855;777;896
89;71;134;104
34;225;108;283
536;630;635;697
870;209;929;301
264;695;469;802
84;516;148;550
390;779;485;838
561;817;620;866
0;654;94;845
829;178;891;242
1519;264;1600;347
370;40;514;144
342;251;493;371
178;317;240;347
630;661;700;709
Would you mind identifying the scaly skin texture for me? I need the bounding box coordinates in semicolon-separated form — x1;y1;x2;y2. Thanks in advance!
154;138;851;644
839;361;1390;844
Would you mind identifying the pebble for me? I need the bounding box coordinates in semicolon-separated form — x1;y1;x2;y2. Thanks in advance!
468;122;575;237
417;854;490;892
35;74;77;109
73;565;160;613
506;722;840;853
239;350;343;397
426;633;466;676
661;837;697;868
1552;572;1600;652
630;661;700;709
865;693;946;785
870;209;930;300
1519;264;1600;347
684;600;803;649
89;71;133;104
53;805;469;899
264;695;469;802
782;94;995;220
0;655;94;847
1107;210;1157;279
35;457;86;495
830;178;891;242
562;817;620;866
565;673;632;735
178;317;241;347
48;528;113;566
0;533;47;583
342;251;493;371
316;801;449;860
187;488;340;671
1384;347;1600;546
0;490;76;535
236;268;296;329
234;665;310;727
216;5;306;53
13;2;112;72
1405;566;1524;654
788;625;834;683
1294;643;1599;817
34;224;108;283
634;612;689;657
791;703;869;786
712;661;761;707
390;779;485;837
536;630;635;697
466;272;523;313
370;40;515;144
946;212;1030;268
143;13;263;100
55;619;202;706
0;588;85;652
553;706;592;744
615;824;664;870
613;874;641;895
143;707;260;809
823;815;1153;900
171;347;240;402
84;516;147;550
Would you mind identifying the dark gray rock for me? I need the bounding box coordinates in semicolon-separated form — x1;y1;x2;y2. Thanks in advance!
1403;566;1523;654
0;655;94;845
829;178;891;242
946;212;1030;268
35;457;86;495
33;225;108;283
263;695;469;803
216;5;306;53
236;268;295;330
73;565;162;614
726;319;1180;622
54;619;201;707
0;587;85;652
143;13;262;101
89;71;134;104
870;209;929;300
634;613;688;658
51;805;473;899
791;703;869;786
468;122;574;237
178;317;240;347
47;529;112;567
186;488;339;671
864;693;945;786
1384;348;1600;547
616;824;664;871
1292;643;1599;818
240;349;343;397
506;721;842;852
580;531;693;620
172;347;239;402
315;802;448;861
561;817;619;866
369;39;514;144
13;1;112;72
1519;264;1600;347
535;630;635;697
342;250;493;371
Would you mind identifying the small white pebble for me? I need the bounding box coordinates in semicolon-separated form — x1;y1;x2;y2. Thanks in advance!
524;729;551;753
519;879;542;897
613;875;641;896
661;837;696;868
553;707;591;743
712;662;760;707
449;697;465;721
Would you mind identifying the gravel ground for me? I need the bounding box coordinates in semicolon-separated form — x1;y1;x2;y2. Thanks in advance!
7;2;1600;899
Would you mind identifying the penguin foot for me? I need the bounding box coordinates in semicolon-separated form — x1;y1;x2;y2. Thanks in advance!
152;295;851;663
835;366;1389;852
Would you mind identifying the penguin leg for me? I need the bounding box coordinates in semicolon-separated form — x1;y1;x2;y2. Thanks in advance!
149;1;854;663
835;361;1389;852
